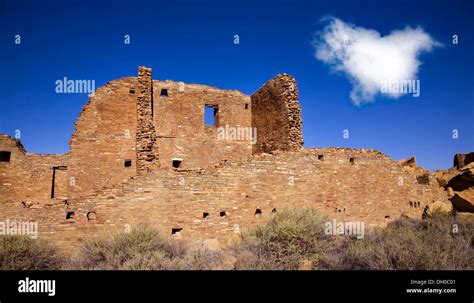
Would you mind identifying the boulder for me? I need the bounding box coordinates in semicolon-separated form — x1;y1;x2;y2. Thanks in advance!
450;188;474;212
422;200;453;218
447;187;455;198
459;162;474;182
446;163;474;191
433;169;459;188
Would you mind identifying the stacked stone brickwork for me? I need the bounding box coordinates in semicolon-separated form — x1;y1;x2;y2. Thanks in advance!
0;135;68;203
0;147;448;248
136;66;157;175
151;81;252;170
67;77;138;199
64;66;254;199
251;74;303;154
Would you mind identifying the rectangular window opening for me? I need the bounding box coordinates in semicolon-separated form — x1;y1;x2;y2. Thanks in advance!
171;228;183;235
160;89;168;98
0;151;11;162
204;105;219;127
124;160;132;167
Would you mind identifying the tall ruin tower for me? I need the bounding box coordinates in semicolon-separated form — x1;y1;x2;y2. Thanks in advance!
136;66;157;175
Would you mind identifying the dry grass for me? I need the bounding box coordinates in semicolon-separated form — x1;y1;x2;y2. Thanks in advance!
69;224;223;270
0;235;63;270
320;214;473;270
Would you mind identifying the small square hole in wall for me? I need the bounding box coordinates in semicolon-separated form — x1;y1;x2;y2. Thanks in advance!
129;89;135;95
245;103;249;109
349;157;355;165
66;211;75;220
318;155;324;160
271;208;277;213
172;160;182;169
0;151;11;162
124;160;132;167
160;89;168;98
203;212;209;219
255;208;262;217
171;228;183;235
219;211;226;217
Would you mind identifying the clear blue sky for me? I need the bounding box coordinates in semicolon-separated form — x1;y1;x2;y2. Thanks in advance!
0;0;472;171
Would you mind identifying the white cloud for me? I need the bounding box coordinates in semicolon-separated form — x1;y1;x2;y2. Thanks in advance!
313;17;440;106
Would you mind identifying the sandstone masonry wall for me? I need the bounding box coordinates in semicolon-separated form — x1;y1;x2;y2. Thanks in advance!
67;69;254;199
0;135;68;203
151;81;252;170
67;77;138;199
251;74;303;154
136;66;157;175
1;148;447;248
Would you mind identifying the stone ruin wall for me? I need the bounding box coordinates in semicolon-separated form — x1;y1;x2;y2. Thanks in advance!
0;66;254;208
151;78;252;171
0;147;447;248
66;66;253;200
454;153;474;169
0;135;68;204
251;74;304;153
67;77;139;200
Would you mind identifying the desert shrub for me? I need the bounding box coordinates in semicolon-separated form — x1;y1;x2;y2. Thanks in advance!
0;235;63;270
174;247;223;270
120;247;223;270
233;208;334;270
322;214;473;270
71;225;223;270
